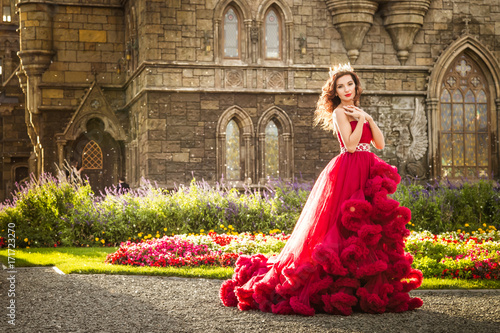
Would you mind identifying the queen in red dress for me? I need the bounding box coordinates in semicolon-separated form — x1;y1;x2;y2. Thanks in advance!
220;64;423;316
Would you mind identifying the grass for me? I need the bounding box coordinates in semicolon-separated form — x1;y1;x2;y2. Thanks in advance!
0;247;233;279
419;277;500;289
1;247;499;289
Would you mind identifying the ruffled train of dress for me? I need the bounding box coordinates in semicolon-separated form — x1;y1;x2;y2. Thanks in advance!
220;124;423;316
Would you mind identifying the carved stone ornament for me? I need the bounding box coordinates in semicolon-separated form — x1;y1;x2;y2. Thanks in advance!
406;161;426;178
267;71;285;90
251;26;259;44
91;99;101;109
225;70;243;88
380;0;431;65
325;0;378;63
408;97;428;162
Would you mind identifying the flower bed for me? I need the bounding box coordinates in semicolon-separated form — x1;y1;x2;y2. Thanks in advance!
106;229;500;281
406;229;500;280
105;231;289;268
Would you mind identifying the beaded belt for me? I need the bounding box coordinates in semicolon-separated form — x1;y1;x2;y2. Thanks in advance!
340;143;371;154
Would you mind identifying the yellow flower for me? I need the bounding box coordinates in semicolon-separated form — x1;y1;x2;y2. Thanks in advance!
102;231;105;234
457;229;461;233
200;229;205;233
483;223;487;227
156;234;160;238
164;227;168;231
95;237;99;242
465;224;469;227
101;239;105;244
209;230;214;233
148;234;152;238
26;246;29;249
24;238;28;242
138;232;143;237
472;231;475;234
228;225;233;229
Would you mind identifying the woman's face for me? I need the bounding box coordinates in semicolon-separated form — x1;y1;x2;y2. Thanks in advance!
335;74;356;103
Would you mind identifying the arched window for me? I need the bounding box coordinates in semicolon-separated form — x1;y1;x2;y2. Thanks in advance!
265;120;279;178
225;119;241;180
217;106;255;185
82;140;103;170
440;53;490;178
264;8;281;59
257;107;294;183
223;7;240;59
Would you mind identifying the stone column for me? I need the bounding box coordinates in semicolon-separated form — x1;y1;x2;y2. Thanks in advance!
16;1;55;176
250;21;260;64
214;19;220;64
426;98;439;179
243;133;252;184
283;133;292;180
56;139;67;169
258;132;266;183
244;19;252;64
286;22;294;65
217;133;226;181
495;98;500;175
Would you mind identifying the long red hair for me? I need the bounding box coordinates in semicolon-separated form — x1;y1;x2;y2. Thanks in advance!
314;71;363;133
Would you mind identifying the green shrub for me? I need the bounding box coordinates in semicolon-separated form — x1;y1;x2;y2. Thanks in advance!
392;178;500;233
3;173;500;248
1;176;309;247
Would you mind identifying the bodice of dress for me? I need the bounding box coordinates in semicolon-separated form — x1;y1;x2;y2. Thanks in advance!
338;121;373;148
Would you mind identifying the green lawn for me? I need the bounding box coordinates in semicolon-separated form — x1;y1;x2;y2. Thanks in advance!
0;247;233;279
1;247;499;289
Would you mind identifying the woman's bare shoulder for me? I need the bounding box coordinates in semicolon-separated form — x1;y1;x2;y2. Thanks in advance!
333;106;345;116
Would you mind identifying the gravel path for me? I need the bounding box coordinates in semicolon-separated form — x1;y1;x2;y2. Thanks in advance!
1;267;499;333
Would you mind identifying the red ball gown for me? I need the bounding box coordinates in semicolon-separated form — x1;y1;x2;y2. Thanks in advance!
220;121;423;316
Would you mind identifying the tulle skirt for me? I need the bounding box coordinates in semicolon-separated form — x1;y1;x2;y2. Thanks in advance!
220;151;423;316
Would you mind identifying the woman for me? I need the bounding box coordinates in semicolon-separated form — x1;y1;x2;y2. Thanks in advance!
220;64;423;316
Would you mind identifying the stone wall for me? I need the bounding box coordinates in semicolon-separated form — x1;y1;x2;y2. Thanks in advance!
121;0;500;186
2;0;499;199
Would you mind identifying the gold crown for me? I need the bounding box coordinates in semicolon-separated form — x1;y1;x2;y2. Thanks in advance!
329;63;354;77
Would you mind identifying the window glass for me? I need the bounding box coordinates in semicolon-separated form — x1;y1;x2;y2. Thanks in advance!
225;120;240;180
224;8;239;58
265;121;279;178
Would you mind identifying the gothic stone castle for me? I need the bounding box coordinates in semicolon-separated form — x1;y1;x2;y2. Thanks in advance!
0;0;499;200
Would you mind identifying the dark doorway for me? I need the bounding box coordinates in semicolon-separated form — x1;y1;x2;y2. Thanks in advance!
69;118;123;194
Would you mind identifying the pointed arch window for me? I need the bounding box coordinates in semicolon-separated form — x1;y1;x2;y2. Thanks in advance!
223;7;240;59
265;120;279;178
217;106;255;185
82;140;103;170
440;53;490;178
225;119;241;180
265;8;281;59
257;107;294;183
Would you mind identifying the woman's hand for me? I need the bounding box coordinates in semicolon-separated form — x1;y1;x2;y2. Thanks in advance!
344;105;372;122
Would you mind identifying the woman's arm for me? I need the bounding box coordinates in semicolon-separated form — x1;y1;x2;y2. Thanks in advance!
366;117;385;149
344;105;385;149
335;106;365;153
